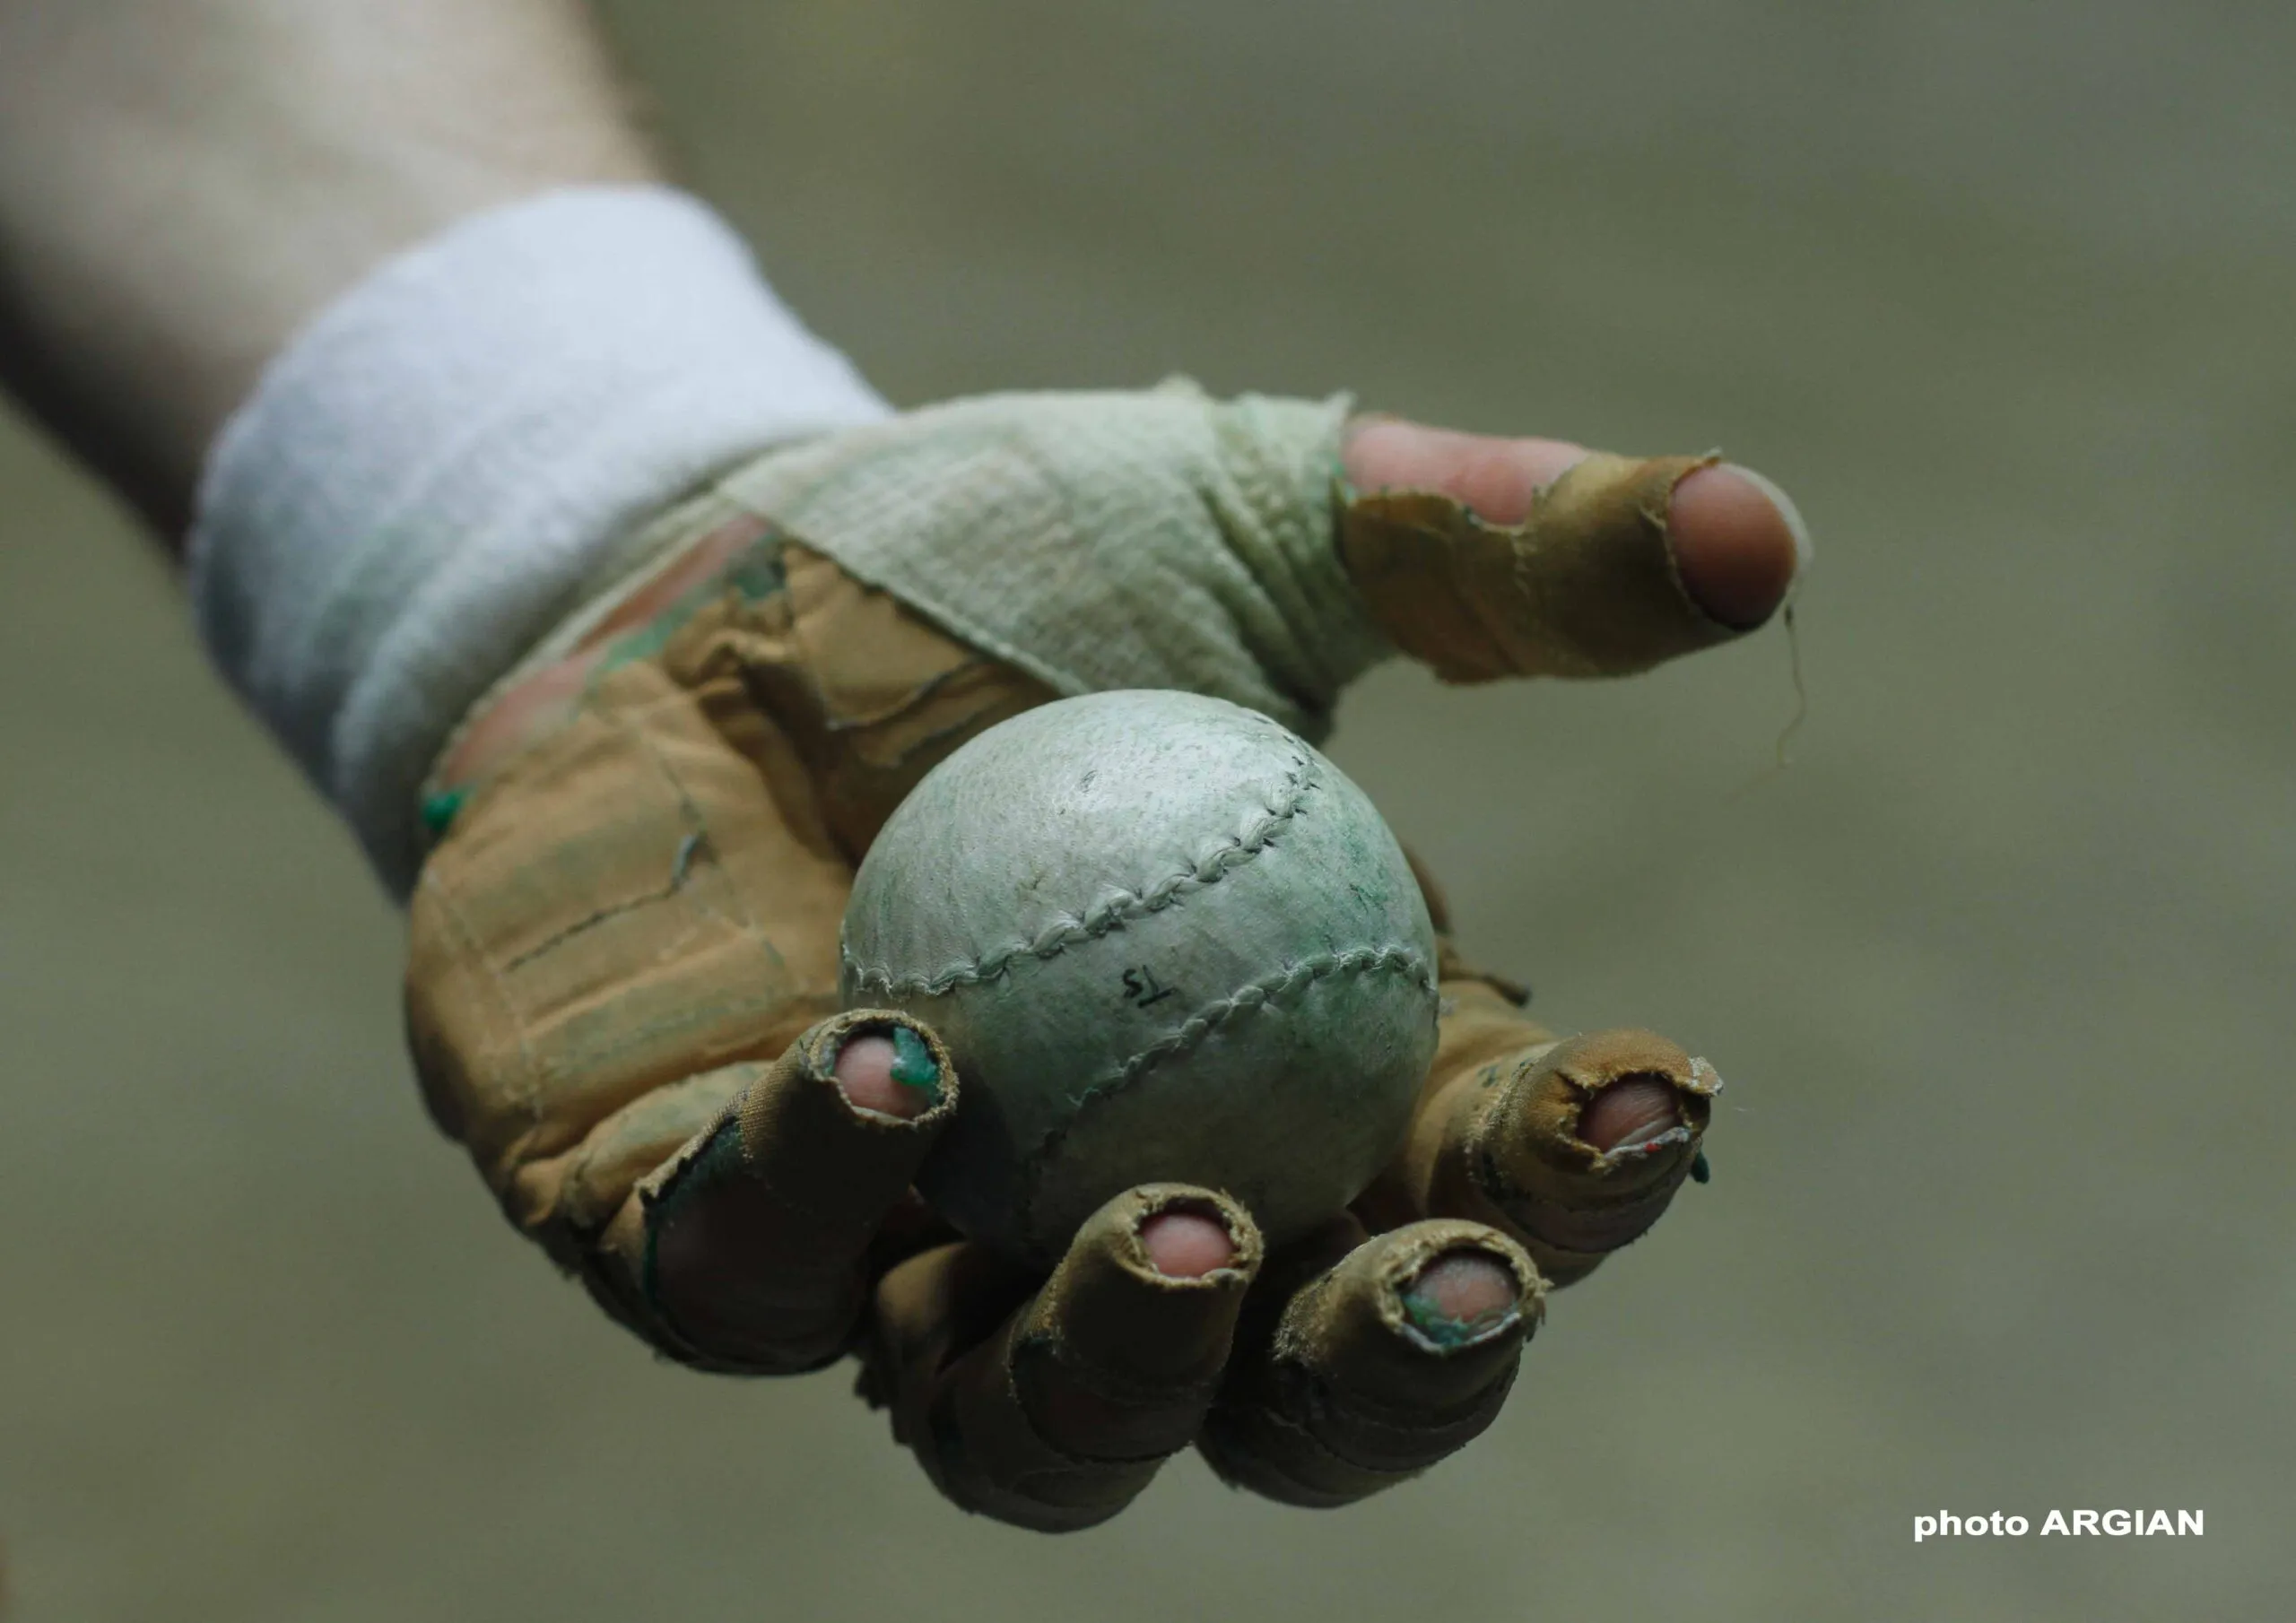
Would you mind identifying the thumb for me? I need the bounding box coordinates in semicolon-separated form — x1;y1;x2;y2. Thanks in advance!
1337;418;1812;682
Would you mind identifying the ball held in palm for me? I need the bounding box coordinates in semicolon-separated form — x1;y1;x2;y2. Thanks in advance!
840;690;1440;1263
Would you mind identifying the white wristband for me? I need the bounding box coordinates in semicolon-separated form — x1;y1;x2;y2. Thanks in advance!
187;187;891;896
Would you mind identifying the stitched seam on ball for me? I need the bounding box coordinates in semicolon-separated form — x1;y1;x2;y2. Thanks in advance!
1014;942;1439;1248
840;751;1320;997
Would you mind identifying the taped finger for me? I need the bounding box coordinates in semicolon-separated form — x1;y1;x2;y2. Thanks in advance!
1197;1217;1540;1507
584;1011;958;1374
862;1185;1263;1532
1364;1015;1720;1286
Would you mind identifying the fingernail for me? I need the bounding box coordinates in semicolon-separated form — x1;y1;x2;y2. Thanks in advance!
1665;461;1813;629
1721;462;1814;573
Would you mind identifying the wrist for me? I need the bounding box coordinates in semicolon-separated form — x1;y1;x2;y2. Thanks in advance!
187;186;890;895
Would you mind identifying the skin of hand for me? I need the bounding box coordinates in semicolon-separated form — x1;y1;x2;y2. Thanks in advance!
0;0;661;535
408;408;1805;1529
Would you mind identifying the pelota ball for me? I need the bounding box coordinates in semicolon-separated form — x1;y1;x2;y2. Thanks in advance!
839;689;1440;1263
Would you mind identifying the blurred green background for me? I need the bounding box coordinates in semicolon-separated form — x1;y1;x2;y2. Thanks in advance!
4;2;2291;1618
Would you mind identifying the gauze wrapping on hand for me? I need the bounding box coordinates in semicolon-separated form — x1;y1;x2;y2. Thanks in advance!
709;383;1395;748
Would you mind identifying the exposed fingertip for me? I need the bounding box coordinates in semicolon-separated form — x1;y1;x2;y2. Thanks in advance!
1400;1249;1522;1350
1139;1207;1239;1280
1577;1076;1684;1153
1667;462;1810;630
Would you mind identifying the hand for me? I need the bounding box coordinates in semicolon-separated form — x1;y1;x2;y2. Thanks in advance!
403;386;1804;1530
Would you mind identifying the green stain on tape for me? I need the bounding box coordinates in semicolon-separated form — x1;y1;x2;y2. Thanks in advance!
887;1025;942;1103
591;546;789;685
420;786;468;838
593;613;682;678
726;546;787;602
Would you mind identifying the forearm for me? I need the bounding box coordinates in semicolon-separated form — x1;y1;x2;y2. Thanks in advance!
0;0;663;539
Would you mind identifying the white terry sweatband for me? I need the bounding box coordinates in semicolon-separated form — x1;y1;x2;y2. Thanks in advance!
187;187;891;895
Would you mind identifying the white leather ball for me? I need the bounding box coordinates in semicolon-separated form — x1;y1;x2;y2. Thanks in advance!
840;690;1439;1263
